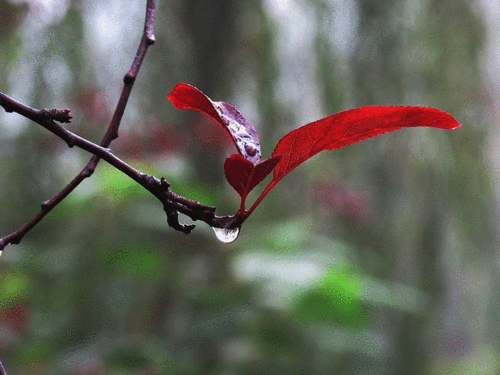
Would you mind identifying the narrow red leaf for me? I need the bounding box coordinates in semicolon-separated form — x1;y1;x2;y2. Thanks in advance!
246;106;460;216
167;83;261;164
224;153;281;204
271;106;460;185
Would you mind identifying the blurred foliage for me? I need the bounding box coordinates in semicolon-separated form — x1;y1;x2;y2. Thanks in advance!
294;266;368;328
0;0;499;374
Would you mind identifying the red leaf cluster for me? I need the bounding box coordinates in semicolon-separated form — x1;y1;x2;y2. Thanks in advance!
167;84;460;220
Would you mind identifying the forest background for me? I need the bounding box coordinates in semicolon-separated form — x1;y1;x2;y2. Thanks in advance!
1;0;499;374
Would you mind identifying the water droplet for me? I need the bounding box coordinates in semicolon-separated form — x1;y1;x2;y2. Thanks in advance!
213;227;240;243
245;144;257;156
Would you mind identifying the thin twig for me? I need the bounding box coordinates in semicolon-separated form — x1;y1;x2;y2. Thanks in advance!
0;90;243;250
0;360;7;375
0;0;247;250
0;0;157;250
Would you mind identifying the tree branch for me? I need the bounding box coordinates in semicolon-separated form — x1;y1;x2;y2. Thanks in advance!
0;0;247;251
0;0;158;250
0;90;243;250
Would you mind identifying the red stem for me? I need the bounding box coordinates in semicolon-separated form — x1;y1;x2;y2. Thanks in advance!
244;179;278;218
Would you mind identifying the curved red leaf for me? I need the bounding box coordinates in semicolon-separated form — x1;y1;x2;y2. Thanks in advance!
224;153;281;201
246;106;460;216
271;106;460;184
167;83;261;164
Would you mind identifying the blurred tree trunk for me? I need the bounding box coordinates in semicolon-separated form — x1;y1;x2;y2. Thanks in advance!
350;0;496;373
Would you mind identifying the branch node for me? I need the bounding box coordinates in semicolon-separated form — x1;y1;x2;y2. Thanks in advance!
0;0;161;248
160;177;171;189
142;173;159;189
123;74;135;85
81;167;93;178
66;138;77;148
41;108;73;123
164;205;196;234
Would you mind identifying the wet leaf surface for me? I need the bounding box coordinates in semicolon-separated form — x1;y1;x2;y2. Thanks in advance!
167;83;261;164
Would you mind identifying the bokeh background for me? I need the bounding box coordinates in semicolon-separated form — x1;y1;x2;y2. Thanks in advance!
1;0;499;374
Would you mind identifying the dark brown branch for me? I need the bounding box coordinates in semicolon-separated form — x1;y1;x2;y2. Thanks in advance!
0;93;243;249
0;0;157;250
40;108;73;123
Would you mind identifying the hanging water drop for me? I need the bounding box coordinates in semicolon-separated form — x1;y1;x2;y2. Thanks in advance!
244;144;257;157
213;226;240;243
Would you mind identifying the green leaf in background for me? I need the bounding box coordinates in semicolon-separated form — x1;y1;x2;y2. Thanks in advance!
98;163;217;206
53;162;155;218
294;266;368;328
119;251;161;280
0;270;31;309
16;342;52;369
98;163;151;202
99;245;161;280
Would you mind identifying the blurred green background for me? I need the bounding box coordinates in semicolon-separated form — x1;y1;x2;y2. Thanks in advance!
1;0;499;374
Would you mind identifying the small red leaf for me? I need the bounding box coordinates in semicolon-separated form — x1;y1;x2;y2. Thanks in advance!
224;153;281;202
167;83;261;164
271;106;460;185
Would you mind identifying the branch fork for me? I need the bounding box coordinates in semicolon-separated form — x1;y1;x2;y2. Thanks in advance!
0;0;239;252
0;0;461;252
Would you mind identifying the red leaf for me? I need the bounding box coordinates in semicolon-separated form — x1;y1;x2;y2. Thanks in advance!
271;106;460;185
167;83;261;164
247;106;460;215
224;153;281;204
167;84;460;222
